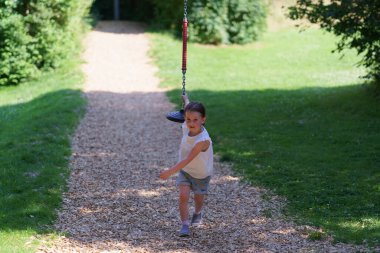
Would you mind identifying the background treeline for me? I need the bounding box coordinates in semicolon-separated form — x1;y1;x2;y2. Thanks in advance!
93;0;267;44
0;0;93;86
2;0;379;87
1;0;267;86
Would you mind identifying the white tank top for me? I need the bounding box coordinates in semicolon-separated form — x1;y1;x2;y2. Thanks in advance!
179;123;213;179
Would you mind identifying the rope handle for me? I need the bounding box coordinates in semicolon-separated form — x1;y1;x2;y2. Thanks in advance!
182;18;188;72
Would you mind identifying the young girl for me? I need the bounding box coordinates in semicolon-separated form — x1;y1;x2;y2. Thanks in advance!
159;94;213;237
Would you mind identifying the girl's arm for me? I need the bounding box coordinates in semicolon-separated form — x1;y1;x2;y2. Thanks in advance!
182;93;190;107
159;140;210;180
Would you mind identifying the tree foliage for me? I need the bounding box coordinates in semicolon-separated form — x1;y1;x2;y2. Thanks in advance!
0;0;93;86
92;0;267;44
288;0;380;83
151;0;267;45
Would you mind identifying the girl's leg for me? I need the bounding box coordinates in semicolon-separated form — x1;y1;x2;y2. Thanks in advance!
194;194;205;214
179;185;191;223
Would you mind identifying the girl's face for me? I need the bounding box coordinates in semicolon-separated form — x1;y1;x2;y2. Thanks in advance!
185;111;206;136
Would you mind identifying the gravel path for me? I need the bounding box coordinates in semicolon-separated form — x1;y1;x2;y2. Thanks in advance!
38;21;372;253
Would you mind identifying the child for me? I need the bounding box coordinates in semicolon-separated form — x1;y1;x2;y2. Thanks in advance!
159;94;213;237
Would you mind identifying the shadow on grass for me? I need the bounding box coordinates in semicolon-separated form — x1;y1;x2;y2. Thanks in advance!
0;89;85;233
167;83;380;245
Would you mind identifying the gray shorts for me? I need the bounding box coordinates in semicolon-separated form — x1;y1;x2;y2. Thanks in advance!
176;170;211;195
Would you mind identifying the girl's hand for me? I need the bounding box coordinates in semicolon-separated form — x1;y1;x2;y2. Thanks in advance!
159;169;172;180
182;93;190;106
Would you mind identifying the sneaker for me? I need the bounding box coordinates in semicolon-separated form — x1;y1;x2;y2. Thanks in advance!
179;224;190;237
191;212;202;226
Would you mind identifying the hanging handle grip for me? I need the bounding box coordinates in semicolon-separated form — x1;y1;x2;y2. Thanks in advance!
182;18;188;73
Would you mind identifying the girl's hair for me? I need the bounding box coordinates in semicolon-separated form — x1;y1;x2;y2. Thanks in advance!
184;102;206;117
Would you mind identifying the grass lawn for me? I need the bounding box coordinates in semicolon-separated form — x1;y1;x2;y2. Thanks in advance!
0;61;86;252
149;27;380;246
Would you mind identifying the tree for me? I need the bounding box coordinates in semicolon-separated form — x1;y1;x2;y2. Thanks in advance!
288;0;380;84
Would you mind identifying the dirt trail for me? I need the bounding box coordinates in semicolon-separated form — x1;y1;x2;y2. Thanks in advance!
38;21;370;253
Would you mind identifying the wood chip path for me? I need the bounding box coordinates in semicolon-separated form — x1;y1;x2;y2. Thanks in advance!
38;21;372;253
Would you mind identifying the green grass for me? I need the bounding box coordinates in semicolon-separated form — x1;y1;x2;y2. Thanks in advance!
149;28;380;246
0;61;86;252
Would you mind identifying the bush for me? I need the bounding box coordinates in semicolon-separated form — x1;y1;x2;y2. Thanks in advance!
0;2;36;85
189;0;229;44
151;0;267;45
150;0;183;31
227;0;267;44
0;0;93;86
25;0;92;70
